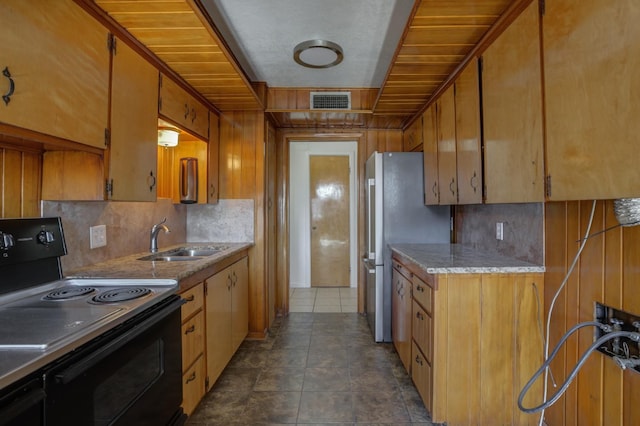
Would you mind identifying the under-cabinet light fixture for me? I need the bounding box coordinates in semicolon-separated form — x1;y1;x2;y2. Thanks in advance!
158;128;179;147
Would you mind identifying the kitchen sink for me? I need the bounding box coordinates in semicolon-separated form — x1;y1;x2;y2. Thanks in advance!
137;246;228;262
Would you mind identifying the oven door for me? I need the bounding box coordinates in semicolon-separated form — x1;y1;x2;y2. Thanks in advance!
44;296;185;426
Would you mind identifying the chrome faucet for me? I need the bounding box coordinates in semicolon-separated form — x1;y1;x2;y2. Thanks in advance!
150;218;170;253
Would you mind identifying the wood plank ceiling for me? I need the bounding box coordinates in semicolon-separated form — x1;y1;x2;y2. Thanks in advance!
83;0;521;129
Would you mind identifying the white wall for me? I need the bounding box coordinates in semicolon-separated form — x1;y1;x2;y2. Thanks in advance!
289;141;358;288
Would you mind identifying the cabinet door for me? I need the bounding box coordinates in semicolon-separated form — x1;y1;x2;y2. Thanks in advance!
205;267;232;390
392;267;412;372
481;0;544;203
231;257;249;353
412;341;432;414
159;75;209;140
109;37;159;201
437;86;458;205
182;355;205;416
454;59;482;204
403;116;423;152
543;0;640;200
0;0;109;148
207;112;220;204
423;105;439;205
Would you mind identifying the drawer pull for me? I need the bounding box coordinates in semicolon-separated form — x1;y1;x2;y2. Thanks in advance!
415;285;424;293
184;295;195;302
184;325;196;335
2;67;15;106
416;312;424;320
415;355;423;366
185;372;196;384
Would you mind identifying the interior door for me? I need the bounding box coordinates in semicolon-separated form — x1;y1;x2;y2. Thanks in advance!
309;155;350;287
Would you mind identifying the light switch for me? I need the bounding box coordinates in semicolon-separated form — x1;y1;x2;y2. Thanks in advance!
496;222;504;241
90;225;107;249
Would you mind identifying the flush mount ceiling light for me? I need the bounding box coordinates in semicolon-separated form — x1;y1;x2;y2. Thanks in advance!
158;127;179;147
293;40;344;69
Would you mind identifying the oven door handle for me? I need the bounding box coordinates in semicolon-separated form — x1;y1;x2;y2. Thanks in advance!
54;296;183;385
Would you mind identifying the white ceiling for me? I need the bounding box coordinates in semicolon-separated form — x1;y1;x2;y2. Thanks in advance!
201;0;415;88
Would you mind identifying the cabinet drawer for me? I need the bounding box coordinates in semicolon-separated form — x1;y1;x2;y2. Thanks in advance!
412;300;432;363
412;341;432;413
392;259;412;281
181;283;204;322
182;354;206;416
182;311;205;372
412;275;432;315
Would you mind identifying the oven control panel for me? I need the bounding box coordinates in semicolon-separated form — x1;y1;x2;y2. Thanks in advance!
0;217;67;265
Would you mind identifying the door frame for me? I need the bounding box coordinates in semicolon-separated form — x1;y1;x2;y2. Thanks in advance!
289;141;358;289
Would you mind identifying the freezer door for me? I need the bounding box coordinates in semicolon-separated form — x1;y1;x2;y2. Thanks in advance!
364;258;385;342
366;177;376;260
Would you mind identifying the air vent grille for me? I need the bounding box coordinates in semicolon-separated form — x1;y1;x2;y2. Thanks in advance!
310;92;351;110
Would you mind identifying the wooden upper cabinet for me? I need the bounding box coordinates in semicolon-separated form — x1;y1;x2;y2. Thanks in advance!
208;112;220;204
109;37;159;201
0;0;109;149
481;0;544;203
403;116;423;152
436;86;458;205
543;0;640;200
454;59;483;204
423;105;439;205
159;75;209;141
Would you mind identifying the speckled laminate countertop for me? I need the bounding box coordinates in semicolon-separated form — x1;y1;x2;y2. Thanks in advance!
390;243;545;274
66;242;253;284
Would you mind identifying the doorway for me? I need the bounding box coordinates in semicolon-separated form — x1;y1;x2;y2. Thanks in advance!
289;141;357;289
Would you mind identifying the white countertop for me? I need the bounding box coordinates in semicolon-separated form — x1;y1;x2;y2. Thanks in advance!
390;243;545;274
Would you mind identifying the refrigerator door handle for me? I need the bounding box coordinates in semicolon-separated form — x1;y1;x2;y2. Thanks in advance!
362;257;375;273
367;177;375;259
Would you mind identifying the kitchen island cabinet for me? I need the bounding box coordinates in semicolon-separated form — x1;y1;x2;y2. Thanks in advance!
390;244;544;425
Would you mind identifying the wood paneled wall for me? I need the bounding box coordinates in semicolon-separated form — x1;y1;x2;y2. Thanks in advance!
218;111;268;338
274;128;402;314
0;146;41;218
544;201;640;425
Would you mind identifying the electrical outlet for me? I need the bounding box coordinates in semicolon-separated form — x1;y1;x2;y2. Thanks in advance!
89;225;107;249
496;222;504;241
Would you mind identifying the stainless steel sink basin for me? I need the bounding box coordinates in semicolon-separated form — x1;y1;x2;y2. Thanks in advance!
137;246;228;261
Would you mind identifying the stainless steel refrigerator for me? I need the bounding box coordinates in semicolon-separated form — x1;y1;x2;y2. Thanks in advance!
364;151;451;342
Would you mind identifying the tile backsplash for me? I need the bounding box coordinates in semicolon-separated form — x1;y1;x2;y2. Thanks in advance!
42;198;255;273
455;203;543;265
43;198;187;273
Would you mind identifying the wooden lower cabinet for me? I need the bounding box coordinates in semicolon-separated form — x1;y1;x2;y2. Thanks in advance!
179;283;206;416
394;254;544;425
392;260;412;372
182;355;206;416
205;256;249;390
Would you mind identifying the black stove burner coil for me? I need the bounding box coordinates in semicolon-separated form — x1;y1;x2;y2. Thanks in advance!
91;287;152;304
43;287;96;300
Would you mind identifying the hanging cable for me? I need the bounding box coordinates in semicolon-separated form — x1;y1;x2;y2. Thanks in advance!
534;200;597;425
519;328;640;413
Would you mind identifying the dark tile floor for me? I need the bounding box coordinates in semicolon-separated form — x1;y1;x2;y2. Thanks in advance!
186;312;434;425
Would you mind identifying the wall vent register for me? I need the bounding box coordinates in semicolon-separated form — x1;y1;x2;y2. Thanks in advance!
310;92;351;110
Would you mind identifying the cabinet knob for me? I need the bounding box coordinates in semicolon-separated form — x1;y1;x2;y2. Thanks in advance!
2;67;15;106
